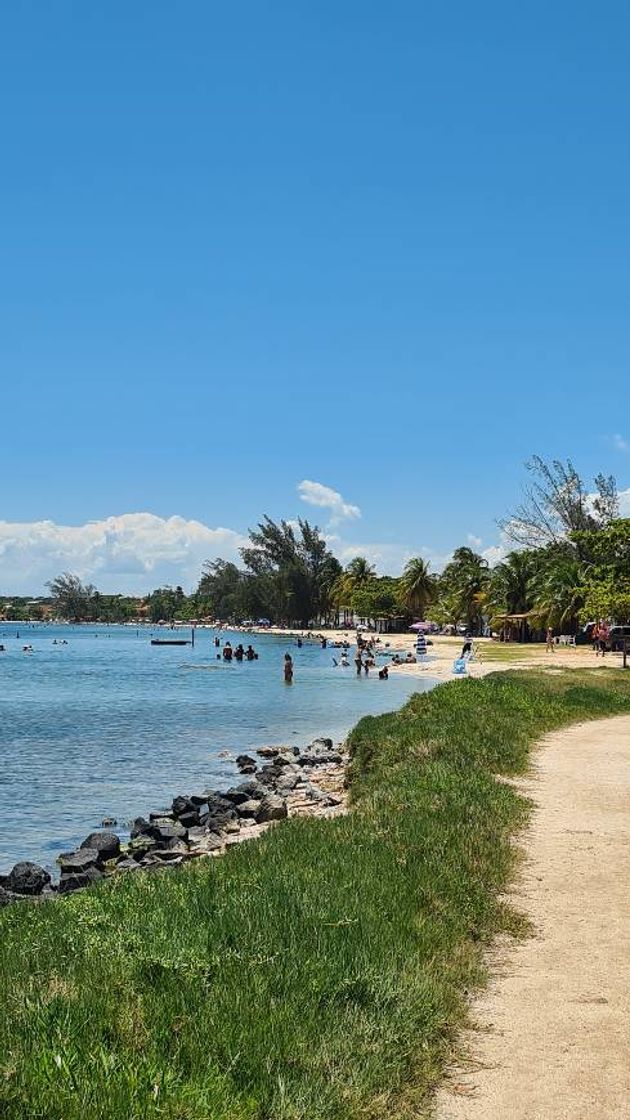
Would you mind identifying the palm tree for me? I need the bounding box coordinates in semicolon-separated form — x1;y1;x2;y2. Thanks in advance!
529;550;587;633
487;551;536;619
440;547;490;634
399;557;435;620
334;556;376;626
344;556;376;587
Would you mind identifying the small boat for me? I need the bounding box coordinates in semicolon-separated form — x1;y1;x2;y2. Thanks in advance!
151;638;191;646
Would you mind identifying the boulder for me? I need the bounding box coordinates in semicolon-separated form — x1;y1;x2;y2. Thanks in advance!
312;737;334;750
115;858;141;873
204;832;223;852
132;818;187;845
149;809;175;822
240;779;265;798
6;861;51;896
237;799;261;818
150;848;188;863
236;754;258;773
206;810;237;831
256;794;288;823
276;772;301;792
130;816;151;838
177;810;201;829
80;831;121;861
256;746;279;759
204;792;235;815
0;886;19;907
127;836;157;861
172;795;194;817
58;849;101;875
100;817;117;828
146;821;188;846
58;866;104;894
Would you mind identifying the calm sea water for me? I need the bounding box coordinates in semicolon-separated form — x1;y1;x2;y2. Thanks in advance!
0;624;434;873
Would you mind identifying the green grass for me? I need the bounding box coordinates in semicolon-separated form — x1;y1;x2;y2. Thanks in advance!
2;670;630;1119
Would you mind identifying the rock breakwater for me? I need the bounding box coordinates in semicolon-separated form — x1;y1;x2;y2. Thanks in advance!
0;738;346;907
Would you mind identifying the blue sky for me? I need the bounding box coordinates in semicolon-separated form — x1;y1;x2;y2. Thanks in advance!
1;2;629;593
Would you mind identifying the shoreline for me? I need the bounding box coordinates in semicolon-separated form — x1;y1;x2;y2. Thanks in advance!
3;632;625;901
0;736;348;906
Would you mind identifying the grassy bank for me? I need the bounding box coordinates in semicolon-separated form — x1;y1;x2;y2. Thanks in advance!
2;670;630;1119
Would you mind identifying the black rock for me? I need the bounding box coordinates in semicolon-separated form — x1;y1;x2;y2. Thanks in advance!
58;866;104;893
256;794;288;823
0;886;19;907
101;817;117;828
147;821;188;846
80;831;121;861
172;795;194;817
150;848;187;862
236;754;258;772
189;793;209;807
312;737;334;749
205;792;235;815
235;779;264;797
115;858;141;873
256;746;279;758
223;786;250;805
178;810;202;829
149;809;175;822
206;809;237;830
6;861;51;896
58;849;101;875
130;816;151;838
237;799;261;818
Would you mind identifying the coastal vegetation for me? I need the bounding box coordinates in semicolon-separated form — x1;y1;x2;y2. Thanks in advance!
3;458;629;633
2;669;630;1118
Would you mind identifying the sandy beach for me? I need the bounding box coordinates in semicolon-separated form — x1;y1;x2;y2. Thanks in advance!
247;627;627;683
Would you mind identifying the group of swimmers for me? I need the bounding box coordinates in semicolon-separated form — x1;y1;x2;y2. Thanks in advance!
217;640;258;662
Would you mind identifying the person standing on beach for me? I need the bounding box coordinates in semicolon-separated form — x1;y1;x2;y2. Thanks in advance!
546;626;555;652
596;620;609;657
284;653;294;683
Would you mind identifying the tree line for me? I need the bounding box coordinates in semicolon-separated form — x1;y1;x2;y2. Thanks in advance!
4;457;629;634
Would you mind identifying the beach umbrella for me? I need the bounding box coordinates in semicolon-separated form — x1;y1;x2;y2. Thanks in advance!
410;621;430;631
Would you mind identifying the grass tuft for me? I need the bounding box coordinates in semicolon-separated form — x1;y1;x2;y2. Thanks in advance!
2;670;630;1118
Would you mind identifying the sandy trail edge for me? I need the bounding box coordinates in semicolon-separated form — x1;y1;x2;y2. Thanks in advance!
433;714;630;1120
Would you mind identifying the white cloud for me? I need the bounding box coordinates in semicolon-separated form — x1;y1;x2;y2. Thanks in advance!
467;533;483;548
618;487;630;517
297;480;361;526
612;434;629;452
0;513;247;596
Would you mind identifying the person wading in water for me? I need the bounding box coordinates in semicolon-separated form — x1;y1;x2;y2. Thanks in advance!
284;653;294;683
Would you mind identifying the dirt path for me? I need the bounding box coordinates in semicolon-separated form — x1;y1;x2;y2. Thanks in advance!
434;715;630;1120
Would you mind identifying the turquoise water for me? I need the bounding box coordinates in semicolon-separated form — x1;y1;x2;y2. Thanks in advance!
0;624;434;873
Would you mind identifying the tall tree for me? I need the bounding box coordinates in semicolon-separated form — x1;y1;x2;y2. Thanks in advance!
499;456;618;549
486;550;537;621
46;572;97;620
398;557;435;619
239;516;341;626
435;547;490;633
